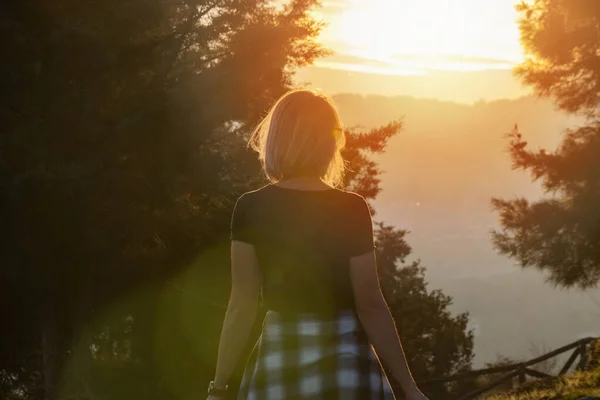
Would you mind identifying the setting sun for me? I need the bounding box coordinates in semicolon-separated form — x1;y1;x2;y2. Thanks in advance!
313;0;525;75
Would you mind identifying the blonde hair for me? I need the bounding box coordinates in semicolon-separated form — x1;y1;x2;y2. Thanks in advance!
249;89;346;187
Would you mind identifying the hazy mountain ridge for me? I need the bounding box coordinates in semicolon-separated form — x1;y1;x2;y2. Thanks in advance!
332;93;598;367
334;93;583;205
296;67;530;103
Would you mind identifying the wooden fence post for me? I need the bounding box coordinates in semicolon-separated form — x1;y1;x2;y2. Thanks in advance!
559;347;581;375
577;342;589;371
518;363;526;385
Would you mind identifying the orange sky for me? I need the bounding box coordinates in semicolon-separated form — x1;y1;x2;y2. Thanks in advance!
311;0;524;75
296;0;530;102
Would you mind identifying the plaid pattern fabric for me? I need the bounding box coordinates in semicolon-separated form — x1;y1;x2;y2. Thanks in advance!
238;310;395;400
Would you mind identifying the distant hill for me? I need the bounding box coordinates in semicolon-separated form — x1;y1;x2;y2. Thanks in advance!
334;93;583;210
331;93;599;367
295;67;530;103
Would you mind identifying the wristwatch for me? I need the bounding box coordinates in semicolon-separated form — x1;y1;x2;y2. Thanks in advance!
207;381;228;397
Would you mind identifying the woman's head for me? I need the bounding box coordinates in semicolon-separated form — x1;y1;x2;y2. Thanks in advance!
249;89;346;186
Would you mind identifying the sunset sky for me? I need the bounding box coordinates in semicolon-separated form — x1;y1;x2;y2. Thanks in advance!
313;0;524;74
297;0;529;102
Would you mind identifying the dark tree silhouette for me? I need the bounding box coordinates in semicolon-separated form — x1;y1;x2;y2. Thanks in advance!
1;2;474;399
1;1;325;399
515;0;600;117
492;0;600;289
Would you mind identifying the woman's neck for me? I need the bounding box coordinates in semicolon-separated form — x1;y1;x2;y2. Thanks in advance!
275;177;332;191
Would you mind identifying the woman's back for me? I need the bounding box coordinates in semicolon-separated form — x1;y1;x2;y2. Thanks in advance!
231;184;374;315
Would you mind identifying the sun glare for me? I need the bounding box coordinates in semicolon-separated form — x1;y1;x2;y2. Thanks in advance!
316;0;524;74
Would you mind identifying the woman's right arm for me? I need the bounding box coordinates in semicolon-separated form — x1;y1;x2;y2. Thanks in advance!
350;250;427;399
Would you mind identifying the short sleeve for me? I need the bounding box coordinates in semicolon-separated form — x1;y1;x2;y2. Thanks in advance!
230;194;253;243
348;195;375;256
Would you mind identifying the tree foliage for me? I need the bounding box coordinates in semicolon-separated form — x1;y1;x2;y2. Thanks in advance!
342;121;403;202
1;1;474;399
374;224;474;398
515;0;600;116
1;0;325;398
493;0;600;289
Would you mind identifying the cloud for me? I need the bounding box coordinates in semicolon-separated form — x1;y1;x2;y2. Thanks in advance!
389;53;519;67
321;50;516;74
314;60;427;76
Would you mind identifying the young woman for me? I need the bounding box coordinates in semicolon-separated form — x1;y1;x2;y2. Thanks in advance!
207;89;428;400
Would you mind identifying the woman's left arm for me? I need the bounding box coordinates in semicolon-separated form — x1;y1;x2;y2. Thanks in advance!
211;240;261;391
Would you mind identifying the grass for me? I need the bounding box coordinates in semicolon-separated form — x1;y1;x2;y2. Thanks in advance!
488;368;600;400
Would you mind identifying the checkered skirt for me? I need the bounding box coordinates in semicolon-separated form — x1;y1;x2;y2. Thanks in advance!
238;310;395;399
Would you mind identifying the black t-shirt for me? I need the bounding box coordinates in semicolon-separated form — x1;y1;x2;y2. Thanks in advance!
230;184;374;315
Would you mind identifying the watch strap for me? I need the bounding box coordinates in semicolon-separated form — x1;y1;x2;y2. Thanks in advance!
207;381;228;397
